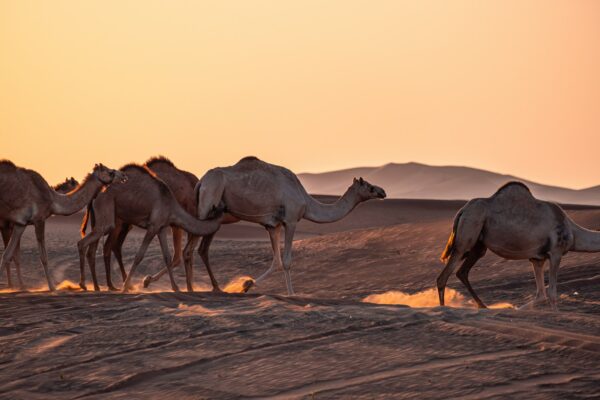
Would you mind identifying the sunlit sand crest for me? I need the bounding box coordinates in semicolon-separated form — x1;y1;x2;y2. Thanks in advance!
363;288;513;309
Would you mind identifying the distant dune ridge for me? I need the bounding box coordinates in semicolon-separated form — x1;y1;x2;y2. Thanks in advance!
298;162;600;205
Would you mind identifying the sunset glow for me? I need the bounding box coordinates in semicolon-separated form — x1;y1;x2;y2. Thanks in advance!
1;1;599;188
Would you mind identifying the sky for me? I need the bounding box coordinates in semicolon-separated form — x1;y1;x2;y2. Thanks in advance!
1;1;599;189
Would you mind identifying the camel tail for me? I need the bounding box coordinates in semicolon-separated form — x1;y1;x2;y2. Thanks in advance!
440;210;462;263
80;204;96;238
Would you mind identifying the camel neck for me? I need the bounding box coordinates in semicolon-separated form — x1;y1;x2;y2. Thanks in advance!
302;188;361;223
569;218;600;252
50;175;104;216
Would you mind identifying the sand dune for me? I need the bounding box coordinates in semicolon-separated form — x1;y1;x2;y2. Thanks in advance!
299;162;600;205
1;199;600;398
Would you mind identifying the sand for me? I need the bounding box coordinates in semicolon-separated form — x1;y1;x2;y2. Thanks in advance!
1;199;599;398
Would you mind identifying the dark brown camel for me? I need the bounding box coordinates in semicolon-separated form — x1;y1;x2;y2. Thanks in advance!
0;161;125;291
89;156;199;289
77;163;222;292
0;177;80;289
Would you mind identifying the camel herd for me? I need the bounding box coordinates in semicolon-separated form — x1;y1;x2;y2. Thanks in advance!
0;156;598;310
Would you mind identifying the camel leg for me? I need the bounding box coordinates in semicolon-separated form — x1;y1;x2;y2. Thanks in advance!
142;229;188;289
281;223;296;296
103;228;120;291
171;226;183;269
12;238;25;290
437;250;465;306
199;233;222;292
114;223;131;281
77;229;106;291
1;227;13;288
181;234;201;292
519;259;548;310
158;226;180;292
122;229;157;293
455;243;487;308
0;224;25;287
546;253;562;311
34;221;55;292
253;226;282;286
86;240;101;291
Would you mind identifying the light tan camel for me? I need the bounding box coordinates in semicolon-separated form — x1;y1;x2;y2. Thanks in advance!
78;164;222;292
0;161;125;291
0;177;79;289
180;156;386;295
438;181;600;311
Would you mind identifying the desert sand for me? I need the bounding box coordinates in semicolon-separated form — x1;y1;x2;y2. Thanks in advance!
1;197;600;398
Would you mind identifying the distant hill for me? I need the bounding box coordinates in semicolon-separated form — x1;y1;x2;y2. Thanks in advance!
298;162;600;205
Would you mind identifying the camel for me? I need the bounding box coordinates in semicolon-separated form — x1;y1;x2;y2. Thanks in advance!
177;156;386;295
53;177;80;193
1;177;80;289
77;163;222;292
89;156;206;289
0;161;126;291
438;181;600;311
140;158;238;290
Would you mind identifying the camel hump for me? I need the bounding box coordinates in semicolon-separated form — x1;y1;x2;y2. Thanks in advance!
0;159;17;169
237;156;261;163
145;155;175;168
492;181;532;197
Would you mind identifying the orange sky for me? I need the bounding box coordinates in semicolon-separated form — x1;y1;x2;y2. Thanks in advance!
1;1;599;188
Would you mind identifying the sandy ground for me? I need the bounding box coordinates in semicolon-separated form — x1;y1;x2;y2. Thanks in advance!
1;198;600;399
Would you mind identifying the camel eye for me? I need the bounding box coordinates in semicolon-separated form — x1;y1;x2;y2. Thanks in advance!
109;171;115;177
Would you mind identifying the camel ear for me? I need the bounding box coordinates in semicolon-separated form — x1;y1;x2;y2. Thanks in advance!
353;177;358;183
359;177;364;184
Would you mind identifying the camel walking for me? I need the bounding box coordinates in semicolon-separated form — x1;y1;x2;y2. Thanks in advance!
438;181;600;311
140;158;238;290
78;164;222;292
177;156;386;295
92;156;208;289
1;177;79;289
0;161;125;291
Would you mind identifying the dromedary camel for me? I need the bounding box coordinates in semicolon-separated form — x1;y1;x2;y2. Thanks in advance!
78;163;222;292
0;161;125;291
0;177;79;289
438;181;600;311
179;156;386;295
90;156;208;289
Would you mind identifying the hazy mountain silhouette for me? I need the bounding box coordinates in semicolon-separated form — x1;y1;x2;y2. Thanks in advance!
298;162;600;205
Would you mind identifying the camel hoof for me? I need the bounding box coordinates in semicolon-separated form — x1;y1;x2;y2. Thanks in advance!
108;285;119;292
93;286;101;292
211;287;223;293
79;283;88;291
142;275;152;288
242;279;255;293
171;285;180;293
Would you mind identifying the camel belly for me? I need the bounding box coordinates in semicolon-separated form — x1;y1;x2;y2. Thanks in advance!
483;234;547;260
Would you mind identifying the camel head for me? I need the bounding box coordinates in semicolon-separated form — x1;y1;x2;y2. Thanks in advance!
54;177;79;193
352;177;386;200
93;163;128;184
